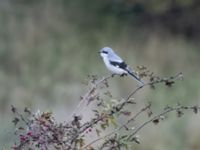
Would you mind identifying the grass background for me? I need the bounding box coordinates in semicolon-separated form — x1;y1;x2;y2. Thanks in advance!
0;0;200;149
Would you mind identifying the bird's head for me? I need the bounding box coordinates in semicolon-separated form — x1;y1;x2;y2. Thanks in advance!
99;47;114;58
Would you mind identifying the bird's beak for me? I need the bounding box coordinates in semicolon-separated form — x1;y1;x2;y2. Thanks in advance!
98;51;101;53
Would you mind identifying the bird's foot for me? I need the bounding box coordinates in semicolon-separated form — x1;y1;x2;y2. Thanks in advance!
111;74;117;78
120;73;127;77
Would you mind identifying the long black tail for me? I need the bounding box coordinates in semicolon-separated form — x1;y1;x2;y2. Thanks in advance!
126;70;144;86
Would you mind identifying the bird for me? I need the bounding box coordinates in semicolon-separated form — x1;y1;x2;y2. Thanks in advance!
99;47;144;86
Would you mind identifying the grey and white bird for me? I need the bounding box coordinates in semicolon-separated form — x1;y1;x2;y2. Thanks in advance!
99;47;144;85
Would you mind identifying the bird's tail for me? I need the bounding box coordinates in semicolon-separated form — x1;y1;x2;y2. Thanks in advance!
126;69;144;86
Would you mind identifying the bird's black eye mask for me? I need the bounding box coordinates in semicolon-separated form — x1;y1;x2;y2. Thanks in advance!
102;51;108;54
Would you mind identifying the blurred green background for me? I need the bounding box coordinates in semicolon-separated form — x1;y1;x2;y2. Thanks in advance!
0;0;200;149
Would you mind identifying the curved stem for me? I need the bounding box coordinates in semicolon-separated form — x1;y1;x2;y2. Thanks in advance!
68;75;113;120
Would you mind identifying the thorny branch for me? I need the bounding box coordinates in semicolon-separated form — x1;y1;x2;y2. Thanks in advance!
128;105;200;139
69;75;113;119
82;103;152;149
11;71;199;150
69;72;184;147
125;72;183;101
83;104;200;149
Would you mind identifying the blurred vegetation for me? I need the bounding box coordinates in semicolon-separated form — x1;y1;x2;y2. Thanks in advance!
0;0;200;149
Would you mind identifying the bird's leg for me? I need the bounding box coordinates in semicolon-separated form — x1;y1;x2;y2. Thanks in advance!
111;73;117;78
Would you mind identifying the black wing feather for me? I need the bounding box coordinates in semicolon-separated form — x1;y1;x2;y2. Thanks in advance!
110;61;127;69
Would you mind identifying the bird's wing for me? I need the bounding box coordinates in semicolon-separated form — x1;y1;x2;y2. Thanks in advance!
108;52;129;70
107;52;123;62
110;61;127;70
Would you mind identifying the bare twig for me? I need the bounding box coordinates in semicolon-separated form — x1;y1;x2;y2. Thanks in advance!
128;105;199;139
124;72;183;102
69;75;113;120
